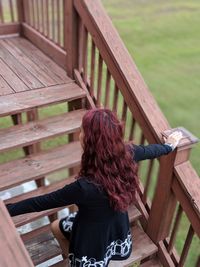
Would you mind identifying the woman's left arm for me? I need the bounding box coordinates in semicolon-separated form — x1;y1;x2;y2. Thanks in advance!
132;131;183;162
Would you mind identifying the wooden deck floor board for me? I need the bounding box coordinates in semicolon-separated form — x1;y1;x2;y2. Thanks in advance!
0;58;29;92
0;83;86;117
0;37;72;96
0;41;43;89
12;37;71;84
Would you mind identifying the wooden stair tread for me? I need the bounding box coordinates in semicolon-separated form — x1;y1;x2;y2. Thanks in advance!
5;176;140;227
0;83;86;117
51;259;68;267
140;258;161;267
109;224;158;267
24;228;62;265
0;109;86;152
0;141;82;191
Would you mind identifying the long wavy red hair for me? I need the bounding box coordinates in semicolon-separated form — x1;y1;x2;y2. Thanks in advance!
78;108;139;212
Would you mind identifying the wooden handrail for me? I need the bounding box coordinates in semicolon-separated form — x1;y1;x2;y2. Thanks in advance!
74;0;200;223
74;0;170;144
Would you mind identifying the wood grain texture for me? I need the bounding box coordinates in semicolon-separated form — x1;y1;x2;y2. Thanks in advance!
0;23;20;35
0;75;14;95
1;38;57;86
0;41;43;89
0;82;86;117
25;229;61;265
0;141;82;191
74;0;170;144
11;37;70;83
0;109;85;152
0;201;34;267
0;58;29;92
140;258;161;267
22;22;66;68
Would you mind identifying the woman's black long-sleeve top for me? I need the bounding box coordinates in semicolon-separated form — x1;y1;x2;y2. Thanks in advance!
6;144;172;217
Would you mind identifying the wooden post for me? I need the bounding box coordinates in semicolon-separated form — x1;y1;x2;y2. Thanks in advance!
64;0;79;78
16;0;25;35
146;127;198;243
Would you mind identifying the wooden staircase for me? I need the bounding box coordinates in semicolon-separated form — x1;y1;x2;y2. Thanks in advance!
0;75;160;266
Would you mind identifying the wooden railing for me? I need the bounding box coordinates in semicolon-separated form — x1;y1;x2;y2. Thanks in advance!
66;0;200;266
0;0;199;266
0;0;20;35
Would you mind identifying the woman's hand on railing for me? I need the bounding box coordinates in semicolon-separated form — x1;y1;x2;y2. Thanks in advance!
164;131;183;151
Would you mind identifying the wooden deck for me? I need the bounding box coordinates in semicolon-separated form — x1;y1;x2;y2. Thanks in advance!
0;0;199;266
0;37;71;96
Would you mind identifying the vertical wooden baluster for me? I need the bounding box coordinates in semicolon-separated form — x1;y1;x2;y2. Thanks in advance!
82;25;88;84
168;205;183;254
139;133;145;145
178;225;194;267
24;0;30;25
78;20;84;73
32;0;36;28
29;0;33;26
113;83;119;112
57;0;61;45
129;118;136;141
122;100;127;123
52;0;55;41
195;256;200;267
36;0;40;30
104;69;111;108
90;40;96;97
0;0;4;23
9;0;14;22
142;160;154;204
97;53;103;107
41;0;44;34
46;0;49;38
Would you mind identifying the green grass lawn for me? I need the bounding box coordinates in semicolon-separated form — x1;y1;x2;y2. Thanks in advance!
102;0;200;176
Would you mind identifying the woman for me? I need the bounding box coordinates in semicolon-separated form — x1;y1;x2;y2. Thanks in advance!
7;108;182;267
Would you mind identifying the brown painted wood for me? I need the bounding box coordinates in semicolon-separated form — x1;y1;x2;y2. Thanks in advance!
90;39;96;97
0;141;82;191
25;229;61;265
178;225;194;267
158;241;176;267
0;23;20;35
0;0;4;23
65;0;79;78
74;0;170;144
174;161;200;220
109;224;158;266
0;109;85;152
0;201;34;267
0;41;43;89
0;75;14;95
82;26;88;83
74;69;96;109
57;0;61;45
0;82;86;117
9;0;14;22
1;38;56;87
140;258;161;267
168;205;183;253
0;57;29;92
22;22;66;68
16;0;25;35
142;160;154;205
97;53;103;107
172;177;200;237
12;37;70;84
146;152;177;243
104;69;111;108
46;0;50;37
